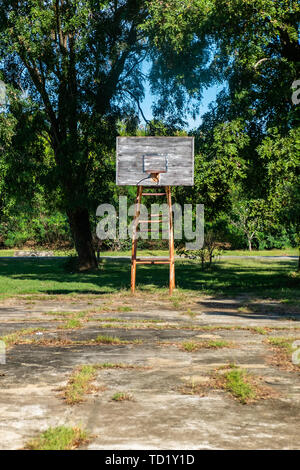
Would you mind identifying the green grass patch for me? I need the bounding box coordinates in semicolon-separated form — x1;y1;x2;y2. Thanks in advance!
237;305;254;314
95;323;132;329
208;340;231;348
180;341;199;352
0;257;299;300
267;336;294;352
100;249;169;258
179;364;274;404
222;368;256;404
117;306;132;312
94;317;163;324
62;362;144;405
0;247;297;258
95;317;129;323
222;248;298;257
96;362;140;369
93;335;142;345
25;425;89;450
181;308;199;318
62;365;100;404
0;328;46;347
280;298;300;306
43;311;74;317
111;392;133;402
0;249;15;257
179;339;232;352
252;326;269;335
94;335;124;344
59;318;82;329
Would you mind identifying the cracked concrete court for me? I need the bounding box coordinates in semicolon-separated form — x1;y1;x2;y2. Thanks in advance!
0;293;300;450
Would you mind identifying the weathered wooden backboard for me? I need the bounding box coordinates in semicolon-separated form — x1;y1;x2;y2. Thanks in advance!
116;136;194;186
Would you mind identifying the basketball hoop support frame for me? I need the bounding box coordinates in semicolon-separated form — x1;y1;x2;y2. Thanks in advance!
131;185;175;296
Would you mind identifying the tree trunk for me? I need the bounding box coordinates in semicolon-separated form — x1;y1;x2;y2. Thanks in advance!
248;238;252;251
67;207;97;271
201;254;205;270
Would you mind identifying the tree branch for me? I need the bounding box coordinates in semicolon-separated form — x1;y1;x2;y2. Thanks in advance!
122;88;150;123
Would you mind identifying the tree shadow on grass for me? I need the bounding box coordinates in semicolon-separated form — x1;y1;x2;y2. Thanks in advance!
0;257;299;299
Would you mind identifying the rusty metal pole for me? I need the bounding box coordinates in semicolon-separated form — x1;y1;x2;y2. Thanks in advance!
131;186;143;294
166;186;175;295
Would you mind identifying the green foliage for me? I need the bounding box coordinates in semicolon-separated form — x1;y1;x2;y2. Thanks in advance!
258;230;294;251
111;392;133;401
223;368;256;404
0;257;299;299
258;127;300;230
177;230;222;269
0;0;299;266
146;1;299;91
147;0;299;204
25;425;88;450
151;0;300;264
0;190;72;248
230;193;269;251
64;365;99;404
0;1;151;267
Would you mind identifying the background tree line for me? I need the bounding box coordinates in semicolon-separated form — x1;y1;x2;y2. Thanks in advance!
0;1;299;268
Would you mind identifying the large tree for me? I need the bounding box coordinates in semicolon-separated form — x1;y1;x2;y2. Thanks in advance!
258;127;300;268
0;0;153;269
1;1;299;268
146;0;299;239
146;1;299;87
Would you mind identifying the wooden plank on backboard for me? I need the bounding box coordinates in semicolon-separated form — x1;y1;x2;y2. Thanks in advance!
116;136;194;186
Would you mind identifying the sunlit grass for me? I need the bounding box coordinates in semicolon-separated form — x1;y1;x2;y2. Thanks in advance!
63;365;99;404
180;339;232;352
0;257;299;301
111;392;133;402
222;368;256;404
0;328;46;347
25;426;89;450
1;247;296;257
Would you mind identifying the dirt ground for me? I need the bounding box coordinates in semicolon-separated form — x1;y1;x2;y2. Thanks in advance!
0;293;300;450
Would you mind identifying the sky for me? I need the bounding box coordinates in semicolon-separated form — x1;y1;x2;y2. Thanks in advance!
139;63;225;130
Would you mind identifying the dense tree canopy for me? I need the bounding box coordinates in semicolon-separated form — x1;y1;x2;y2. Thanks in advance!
0;0;299;267
0;1;150;268
146;0;299;258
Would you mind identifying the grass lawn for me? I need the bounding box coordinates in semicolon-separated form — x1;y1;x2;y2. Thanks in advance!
100;248;299;258
0;247;298;258
0;248;169;257
221;248;298;257
0;249;15;257
0;256;299;301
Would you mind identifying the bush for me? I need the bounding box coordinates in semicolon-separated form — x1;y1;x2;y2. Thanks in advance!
1;210;72;249
206;216;297;251
205;216;247;250
177;230;222;269
258;227;295;250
